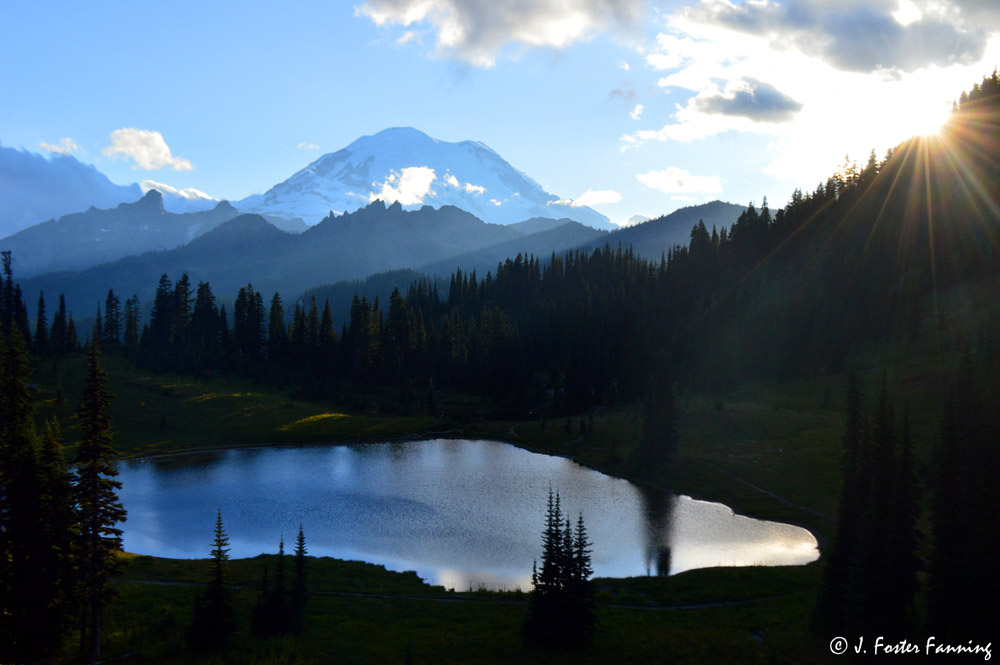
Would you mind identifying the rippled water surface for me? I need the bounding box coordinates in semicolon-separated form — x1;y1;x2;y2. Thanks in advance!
118;439;818;589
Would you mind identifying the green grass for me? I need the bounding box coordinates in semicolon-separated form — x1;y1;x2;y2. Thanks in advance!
100;555;839;665
30;353;447;458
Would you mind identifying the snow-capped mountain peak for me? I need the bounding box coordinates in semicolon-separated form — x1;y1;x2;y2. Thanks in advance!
237;127;613;230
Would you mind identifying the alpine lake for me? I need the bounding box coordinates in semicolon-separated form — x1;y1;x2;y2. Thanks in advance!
118;439;819;590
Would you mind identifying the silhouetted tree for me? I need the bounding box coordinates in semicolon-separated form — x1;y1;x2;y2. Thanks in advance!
103;289;121;347
33;291;48;353
50;294;68;354
74;336;127;662
524;491;595;648
291;525;308;631
189;510;237;651
253;537;292;637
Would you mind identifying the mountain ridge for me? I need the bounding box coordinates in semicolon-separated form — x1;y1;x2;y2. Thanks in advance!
0;190;309;277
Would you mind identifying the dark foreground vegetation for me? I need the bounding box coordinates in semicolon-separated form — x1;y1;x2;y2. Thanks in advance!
2;74;999;662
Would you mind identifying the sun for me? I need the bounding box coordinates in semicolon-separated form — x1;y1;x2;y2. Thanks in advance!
904;102;952;137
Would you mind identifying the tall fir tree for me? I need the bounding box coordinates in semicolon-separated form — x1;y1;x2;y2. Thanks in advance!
34;291;48;353
292;525;308;631
123;295;141;350
252;537;293;637
50;294;68;354
74;335;127;662
189;510;237;651
66;312;78;351
103;289;121;346
814;369;866;634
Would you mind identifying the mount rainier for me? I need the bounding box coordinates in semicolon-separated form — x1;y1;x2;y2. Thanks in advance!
237;127;615;230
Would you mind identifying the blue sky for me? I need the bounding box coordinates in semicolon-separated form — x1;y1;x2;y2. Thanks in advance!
3;0;998;225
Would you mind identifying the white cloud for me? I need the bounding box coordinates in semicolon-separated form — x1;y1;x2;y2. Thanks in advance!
102;128;193;171
609;213;652;227
679;0;993;75
357;0;646;67
39;137;80;155
141;180;216;202
370;166;437;205
549;189;622;208
637;167;722;194
630;103;645;120
618;60;631;70
297;142;321;150
645;51;683;70
490;198;503;206
575;188;623;207
397;30;418;45
442;174;485;194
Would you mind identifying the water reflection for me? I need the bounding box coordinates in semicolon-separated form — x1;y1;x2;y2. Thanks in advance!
638;486;674;576
117;440;818;589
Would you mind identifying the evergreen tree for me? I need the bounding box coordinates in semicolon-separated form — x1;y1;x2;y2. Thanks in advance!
34;291;48;353
103;289;121;346
813;369;866;634
524;491;595;648
928;335;1000;640
0;327;60;663
74;336;127;662
94;305;103;348
148;274;174;352
630;353;678;476
252;537;293;637
66;313;78;351
0;251;13;332
50;294;68;354
291;525;308;631
319;299;337;375
123;295;141;350
173;273;193;349
189;510;237;651
815;374;922;639
23;420;79;662
191;282;219;350
267;292;287;364
886;409;920;633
